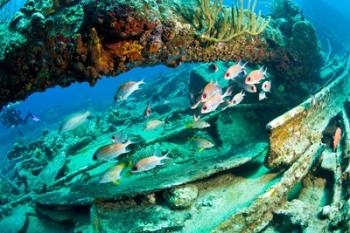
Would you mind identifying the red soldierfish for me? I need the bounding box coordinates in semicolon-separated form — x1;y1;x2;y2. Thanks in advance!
224;61;247;80
114;80;144;101
93;140;132;161
201;82;222;103
245;67;267;85
228;91;245;107
201;87;232;114
261;80;271;92
243;83;257;93
333;127;342;152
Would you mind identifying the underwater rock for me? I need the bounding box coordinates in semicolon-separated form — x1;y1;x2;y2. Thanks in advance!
24;214;73;233
274;200;312;229
320;150;337;173
91;200;191;233
0;0;275;108
287;20;323;80
9;11;25;29
32;152;66;191
35;205;90;226
0;205;34;233
265;23;286;47
272;199;328;232
164;184;199;210
30;12;45;28
65;136;94;155
319;204;344;226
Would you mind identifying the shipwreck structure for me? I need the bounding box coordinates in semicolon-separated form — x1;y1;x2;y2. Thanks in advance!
1;0;350;233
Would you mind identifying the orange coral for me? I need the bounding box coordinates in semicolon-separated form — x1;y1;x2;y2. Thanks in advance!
105;40;144;61
89;28;114;74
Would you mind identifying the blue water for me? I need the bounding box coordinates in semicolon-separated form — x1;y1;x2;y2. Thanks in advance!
0;0;25;23
0;0;350;159
0;65;172;158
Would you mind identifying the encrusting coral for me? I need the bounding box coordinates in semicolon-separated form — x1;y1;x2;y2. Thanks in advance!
195;0;270;42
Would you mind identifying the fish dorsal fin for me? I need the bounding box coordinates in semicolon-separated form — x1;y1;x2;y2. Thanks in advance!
193;114;200;122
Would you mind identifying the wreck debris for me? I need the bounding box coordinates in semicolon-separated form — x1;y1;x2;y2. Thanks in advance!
213;144;324;232
0;54;349;232
266;54;350;169
0;172;20;193
1;1;350;232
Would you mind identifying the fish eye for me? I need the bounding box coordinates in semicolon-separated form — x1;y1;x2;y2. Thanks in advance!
203;106;207;110
233;100;236;104
203;94;207;98
225;73;229;77
251;87;254;90
247;77;251;81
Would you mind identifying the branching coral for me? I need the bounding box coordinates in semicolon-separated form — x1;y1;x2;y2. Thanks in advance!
245;0;271;36
196;0;270;42
198;0;223;40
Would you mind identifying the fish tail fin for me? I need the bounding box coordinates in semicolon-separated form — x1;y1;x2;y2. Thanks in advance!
125;140;133;147
263;67;268;77
259;91;267;101
241;62;248;75
223;86;233;98
161;151;171;160
191;100;201;110
193;114;200;122
139;79;145;85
